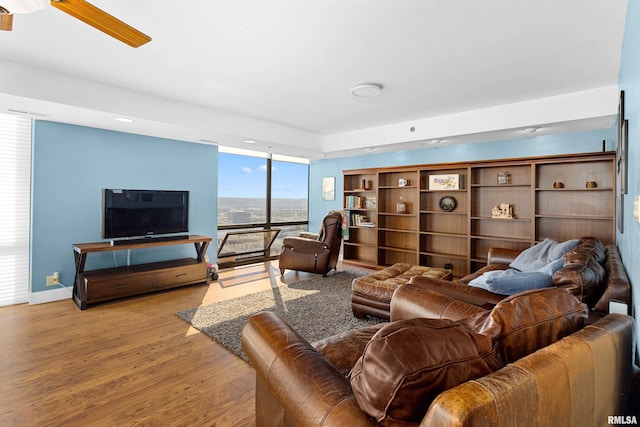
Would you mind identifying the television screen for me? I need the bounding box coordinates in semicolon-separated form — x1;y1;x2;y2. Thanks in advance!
102;189;189;239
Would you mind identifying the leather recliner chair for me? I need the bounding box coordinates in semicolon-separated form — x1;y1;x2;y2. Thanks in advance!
279;211;343;276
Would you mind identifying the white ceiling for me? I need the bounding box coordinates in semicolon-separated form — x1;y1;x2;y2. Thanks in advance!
0;0;629;159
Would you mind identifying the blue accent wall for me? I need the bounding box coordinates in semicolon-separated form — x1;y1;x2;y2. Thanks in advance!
31;121;218;293
617;0;640;353
309;128;615;232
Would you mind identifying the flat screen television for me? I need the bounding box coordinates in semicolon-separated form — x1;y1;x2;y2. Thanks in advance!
102;189;189;239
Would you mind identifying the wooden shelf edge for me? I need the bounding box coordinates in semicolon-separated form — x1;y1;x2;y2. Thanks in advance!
471;235;531;242
342;259;380;269
419;231;467;238
535;186;613;191
470;217;532;222
420;189;468;193
535;215;614;220
419;251;467;260
379;246;417;253
378;228;418;233
470;184;531;188
420;210;467;215
344;241;377;247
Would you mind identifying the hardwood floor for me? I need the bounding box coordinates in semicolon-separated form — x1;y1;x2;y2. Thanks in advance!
0;261;368;426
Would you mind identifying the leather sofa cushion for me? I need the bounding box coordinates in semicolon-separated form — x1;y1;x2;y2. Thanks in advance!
551;237;607;307
554;256;606;307
352;263;452;303
564;237;606;264
464;287;588;363
350;318;502;425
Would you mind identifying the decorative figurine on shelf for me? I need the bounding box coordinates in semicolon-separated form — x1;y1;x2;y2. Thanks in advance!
553;175;564;188
585;173;597;188
397;197;407;214
491;203;514;219
586;181;598;188
497;171;511;185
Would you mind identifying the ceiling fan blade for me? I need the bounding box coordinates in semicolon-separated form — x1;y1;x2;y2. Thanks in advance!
0;13;13;31
50;0;151;47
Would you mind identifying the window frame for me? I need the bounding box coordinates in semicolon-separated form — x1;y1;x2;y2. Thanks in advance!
217;149;309;266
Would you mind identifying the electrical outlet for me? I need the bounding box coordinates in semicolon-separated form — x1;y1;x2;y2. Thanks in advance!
46;272;60;287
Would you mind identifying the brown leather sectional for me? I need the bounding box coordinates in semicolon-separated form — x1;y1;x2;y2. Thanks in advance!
241;237;635;426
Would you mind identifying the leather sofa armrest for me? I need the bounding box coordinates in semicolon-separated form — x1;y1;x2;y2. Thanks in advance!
282;236;328;254
487;247;521;266
241;311;376;426
391;285;488;321
422;314;634;426
408;276;504;309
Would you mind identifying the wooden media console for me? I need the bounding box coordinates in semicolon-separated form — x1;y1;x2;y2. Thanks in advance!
72;234;212;309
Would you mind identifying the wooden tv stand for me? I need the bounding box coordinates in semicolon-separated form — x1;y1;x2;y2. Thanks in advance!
72;234;212;310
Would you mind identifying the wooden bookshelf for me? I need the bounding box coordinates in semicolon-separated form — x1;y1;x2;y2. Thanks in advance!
343;152;616;276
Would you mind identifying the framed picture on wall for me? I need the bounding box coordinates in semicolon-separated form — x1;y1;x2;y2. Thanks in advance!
618;119;629;195
617;90;628;195
322;176;335;200
616;90;627;234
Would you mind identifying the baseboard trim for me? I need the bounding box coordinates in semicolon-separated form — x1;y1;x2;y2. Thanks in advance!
29;285;73;305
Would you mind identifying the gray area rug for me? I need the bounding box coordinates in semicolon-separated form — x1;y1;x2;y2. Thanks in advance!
176;270;384;361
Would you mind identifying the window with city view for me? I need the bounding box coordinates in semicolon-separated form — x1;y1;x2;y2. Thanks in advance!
217;148;309;265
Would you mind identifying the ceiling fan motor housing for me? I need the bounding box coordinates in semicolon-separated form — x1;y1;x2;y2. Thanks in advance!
0;0;49;14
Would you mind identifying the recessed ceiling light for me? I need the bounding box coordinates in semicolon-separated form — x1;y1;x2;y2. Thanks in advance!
115;117;134;123
365;147;379;153
351;83;383;97
244;139;256;144
522;127;539;133
431;139;443;144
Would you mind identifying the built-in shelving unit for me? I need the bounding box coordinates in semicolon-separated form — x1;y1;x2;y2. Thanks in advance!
343;152;615;276
419;166;469;277
469;162;533;271
377;169;419;265
343;170;378;267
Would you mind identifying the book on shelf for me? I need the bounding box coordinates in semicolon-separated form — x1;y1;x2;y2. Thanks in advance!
344;195;377;209
346;212;375;227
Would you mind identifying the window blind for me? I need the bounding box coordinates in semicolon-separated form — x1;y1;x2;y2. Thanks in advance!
0;113;31;306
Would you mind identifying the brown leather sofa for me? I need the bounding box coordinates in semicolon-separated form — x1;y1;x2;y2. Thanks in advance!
241;286;635;426
405;237;631;322
278;210;343;276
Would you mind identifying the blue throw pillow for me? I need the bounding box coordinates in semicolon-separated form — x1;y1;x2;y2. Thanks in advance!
536;257;565;276
468;270;553;295
509;238;579;272
548;239;580;260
